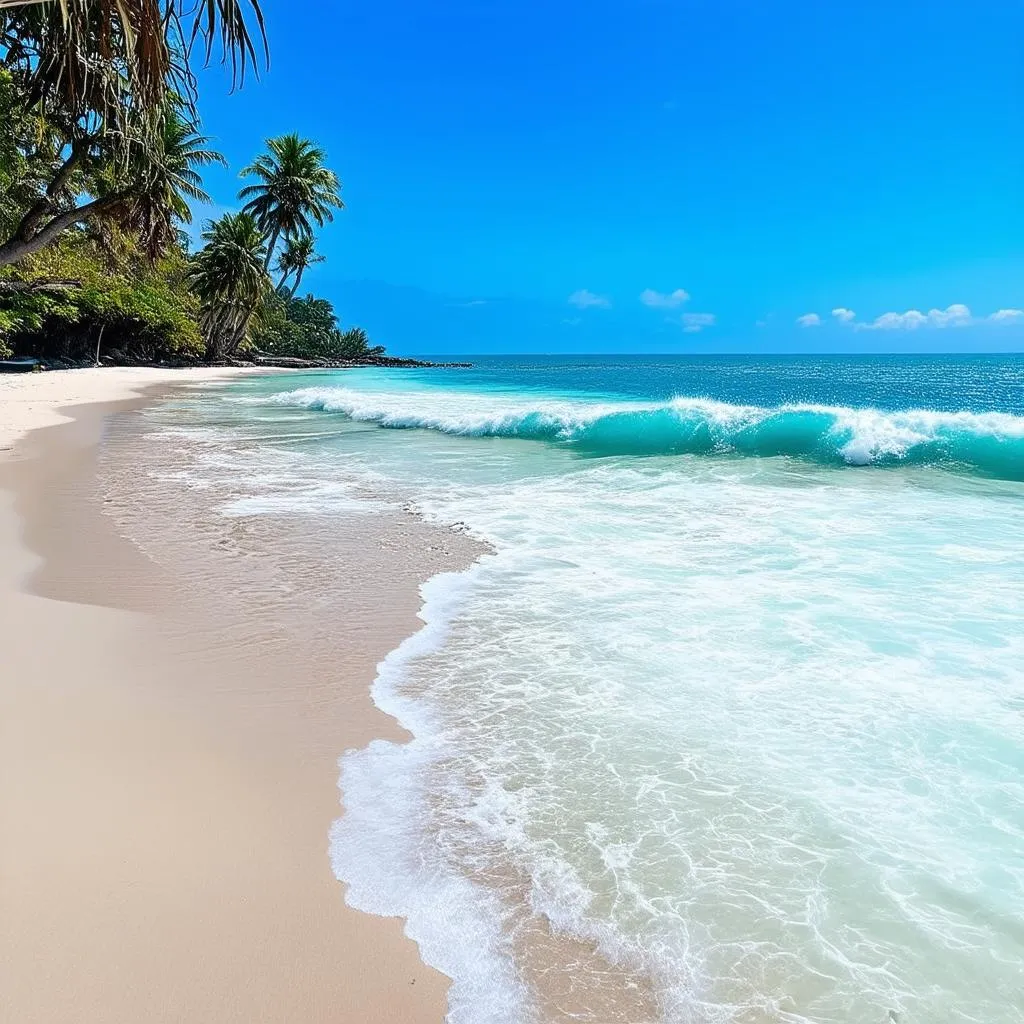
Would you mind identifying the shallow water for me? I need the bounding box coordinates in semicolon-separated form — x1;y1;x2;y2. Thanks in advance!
164;356;1024;1023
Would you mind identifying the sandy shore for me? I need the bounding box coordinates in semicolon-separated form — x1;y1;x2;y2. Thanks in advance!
0;368;476;1023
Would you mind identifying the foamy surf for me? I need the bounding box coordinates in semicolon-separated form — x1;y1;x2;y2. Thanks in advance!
329;569;535;1024
324;469;1024;1023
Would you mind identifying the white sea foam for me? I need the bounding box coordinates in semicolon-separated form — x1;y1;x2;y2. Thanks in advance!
331;447;1024;1022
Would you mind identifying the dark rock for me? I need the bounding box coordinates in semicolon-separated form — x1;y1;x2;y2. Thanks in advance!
251;353;473;370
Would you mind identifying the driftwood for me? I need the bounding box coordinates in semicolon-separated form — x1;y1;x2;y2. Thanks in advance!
0;279;82;295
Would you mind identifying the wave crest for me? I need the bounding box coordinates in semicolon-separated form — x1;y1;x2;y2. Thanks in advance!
266;387;1024;480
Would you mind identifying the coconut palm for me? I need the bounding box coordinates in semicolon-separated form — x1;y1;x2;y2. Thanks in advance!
239;134;343;269
274;235;324;297
187;211;268;359
0;0;264;267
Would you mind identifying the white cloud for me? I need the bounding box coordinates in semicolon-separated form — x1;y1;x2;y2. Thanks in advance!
796;313;822;327
928;303;972;327
865;310;928;330
755;319;768;328
568;289;611;309
859;304;972;330
680;312;716;333
640;287;690;309
988;308;1024;324
815;302;1023;330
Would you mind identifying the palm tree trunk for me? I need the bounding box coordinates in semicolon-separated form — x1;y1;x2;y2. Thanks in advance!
263;225;280;271
288;265;305;299
203;306;232;361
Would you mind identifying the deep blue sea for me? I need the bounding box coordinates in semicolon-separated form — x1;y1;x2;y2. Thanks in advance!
170;355;1024;1023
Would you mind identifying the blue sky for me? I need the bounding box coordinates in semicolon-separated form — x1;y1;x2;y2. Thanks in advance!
192;0;1024;354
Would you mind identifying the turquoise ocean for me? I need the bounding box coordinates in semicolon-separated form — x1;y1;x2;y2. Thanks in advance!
175;355;1023;1022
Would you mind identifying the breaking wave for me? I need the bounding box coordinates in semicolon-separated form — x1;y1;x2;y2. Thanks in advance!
265;386;1024;480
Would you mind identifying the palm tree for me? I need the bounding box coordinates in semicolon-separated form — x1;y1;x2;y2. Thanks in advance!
239;134;343;269
127;107;227;258
0;0;267;119
274;235;324;297
187;211;268;360
151;112;225;226
0;0;264;267
337;326;376;358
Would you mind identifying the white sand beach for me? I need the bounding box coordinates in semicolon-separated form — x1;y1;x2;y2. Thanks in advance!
0;367;472;1024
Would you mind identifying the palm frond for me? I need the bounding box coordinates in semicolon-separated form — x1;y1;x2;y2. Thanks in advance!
0;0;268;122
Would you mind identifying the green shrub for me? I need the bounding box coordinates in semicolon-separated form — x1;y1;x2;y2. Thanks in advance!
0;236;203;362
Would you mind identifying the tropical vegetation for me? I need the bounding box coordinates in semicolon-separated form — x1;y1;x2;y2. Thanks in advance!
0;1;382;364
253;294;384;362
187;212;268;361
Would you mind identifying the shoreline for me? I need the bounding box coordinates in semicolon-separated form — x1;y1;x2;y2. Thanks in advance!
0;368;480;1023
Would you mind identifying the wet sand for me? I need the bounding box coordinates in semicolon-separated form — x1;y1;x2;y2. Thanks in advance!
0;369;478;1024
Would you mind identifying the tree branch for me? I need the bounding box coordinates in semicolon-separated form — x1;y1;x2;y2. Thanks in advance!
0;194;128;268
12;143;87;244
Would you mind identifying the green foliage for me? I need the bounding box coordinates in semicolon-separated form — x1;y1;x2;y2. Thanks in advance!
284;294;342;351
0;69;49;241
116;106;228;258
338;326;381;357
252;291;381;360
274;234;323;296
0;0;268;312
0;82;228;267
0;236;202;361
0;0;267;132
0;51;230;272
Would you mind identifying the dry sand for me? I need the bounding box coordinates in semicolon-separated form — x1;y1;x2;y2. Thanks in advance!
0;368;477;1023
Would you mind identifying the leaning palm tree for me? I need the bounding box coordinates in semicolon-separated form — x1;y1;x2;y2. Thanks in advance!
187;211;268;360
0;0;267;120
0;101;223;267
274;235;325;297
239;134;343;269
